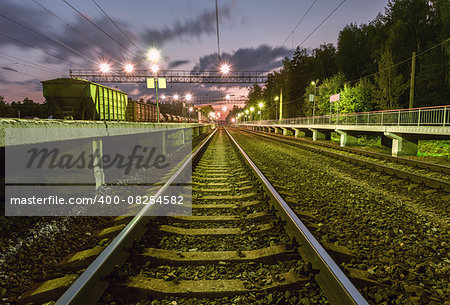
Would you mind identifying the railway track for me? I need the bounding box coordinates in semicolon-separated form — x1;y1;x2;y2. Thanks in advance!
239;127;450;193
19;127;370;305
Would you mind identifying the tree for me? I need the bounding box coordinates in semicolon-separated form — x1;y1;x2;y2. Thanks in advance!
374;49;406;109
340;79;376;113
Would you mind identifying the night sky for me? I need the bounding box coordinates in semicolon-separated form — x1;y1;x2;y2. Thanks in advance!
0;0;389;114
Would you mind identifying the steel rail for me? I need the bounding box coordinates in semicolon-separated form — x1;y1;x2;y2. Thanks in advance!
55;128;218;305
224;127;369;305
245;128;450;174
240;128;450;193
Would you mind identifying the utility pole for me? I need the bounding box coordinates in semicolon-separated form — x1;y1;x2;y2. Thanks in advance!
279;88;283;121
409;51;416;109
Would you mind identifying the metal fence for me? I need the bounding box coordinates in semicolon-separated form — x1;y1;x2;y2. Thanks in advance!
241;105;449;127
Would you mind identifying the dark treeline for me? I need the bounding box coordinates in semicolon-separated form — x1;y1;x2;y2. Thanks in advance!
0;96;47;118
245;0;449;120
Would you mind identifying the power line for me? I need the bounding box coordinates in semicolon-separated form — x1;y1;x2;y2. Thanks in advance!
297;0;347;48
272;0;319;60
0;32;76;67
0;52;65;74
31;0;124;65
61;0;141;59
0;13;97;64
91;0;142;53
346;38;450;85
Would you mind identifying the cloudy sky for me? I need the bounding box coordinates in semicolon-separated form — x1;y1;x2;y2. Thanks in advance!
0;0;388;112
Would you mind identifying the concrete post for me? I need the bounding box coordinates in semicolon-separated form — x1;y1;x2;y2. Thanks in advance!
274;127;283;134
92;139;105;189
309;128;331;141
292;128;303;138
335;130;358;147
384;132;418;156
282;128;293;136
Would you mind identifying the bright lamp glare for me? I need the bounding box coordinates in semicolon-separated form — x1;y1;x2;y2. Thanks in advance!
258;102;264;108
185;93;192;101
124;64;134;73
100;63;110;73
220;64;231;74
250;107;255;112
225;94;231;100
147;48;161;63
222;106;227;112
161;95;166;100
189;107;194;112
231;118;235;122
151;64;159;73
173;94;179;100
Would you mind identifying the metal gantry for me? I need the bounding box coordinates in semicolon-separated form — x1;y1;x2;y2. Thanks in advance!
193;97;248;105
69;69;269;84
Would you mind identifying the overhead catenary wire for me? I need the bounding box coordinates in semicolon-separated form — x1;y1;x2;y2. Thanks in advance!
61;0;142;59
271;0;319;60
0;52;65;74
297;0;347;48
31;0;124;65
0;32;76;68
91;0;143;53
346;38;450;85
0;13;97;64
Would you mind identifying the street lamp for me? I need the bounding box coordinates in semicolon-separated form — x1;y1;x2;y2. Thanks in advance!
124;63;134;73
250;107;255;121
258;102;264;121
220;64;231;75
99;63;111;73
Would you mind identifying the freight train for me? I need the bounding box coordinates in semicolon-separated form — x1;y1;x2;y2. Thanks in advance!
42;78;196;123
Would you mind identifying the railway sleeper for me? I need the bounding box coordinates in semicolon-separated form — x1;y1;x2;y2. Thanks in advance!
130;244;300;266
110;271;311;300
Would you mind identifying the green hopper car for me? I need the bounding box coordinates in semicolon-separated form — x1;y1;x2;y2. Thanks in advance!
42;78;127;120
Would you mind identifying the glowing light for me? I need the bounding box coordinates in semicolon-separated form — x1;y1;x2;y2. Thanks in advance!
189;107;194;112
231;118;235;122
209;112;215;116
220;64;231;75
185;93;192;101
124;64;134;73
250;107;255;112
99;63;111;73
151;64;159;73
222;106;227;112
225;94;231;100
245;110;249;114
274;96;279;101
161;95;166;100
173;94;179;100
147;48;161;63
258;102;264;108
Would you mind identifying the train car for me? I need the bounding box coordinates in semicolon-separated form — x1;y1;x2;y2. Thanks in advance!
126;100;157;122
42;78;127;121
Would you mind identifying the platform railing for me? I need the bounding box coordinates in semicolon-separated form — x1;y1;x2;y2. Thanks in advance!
241;105;449;127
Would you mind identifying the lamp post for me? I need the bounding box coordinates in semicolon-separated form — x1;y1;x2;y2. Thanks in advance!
311;79;319;124
147;48;162;123
258;102;264;122
250;107;255;121
274;96;279;120
245;109;249;122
